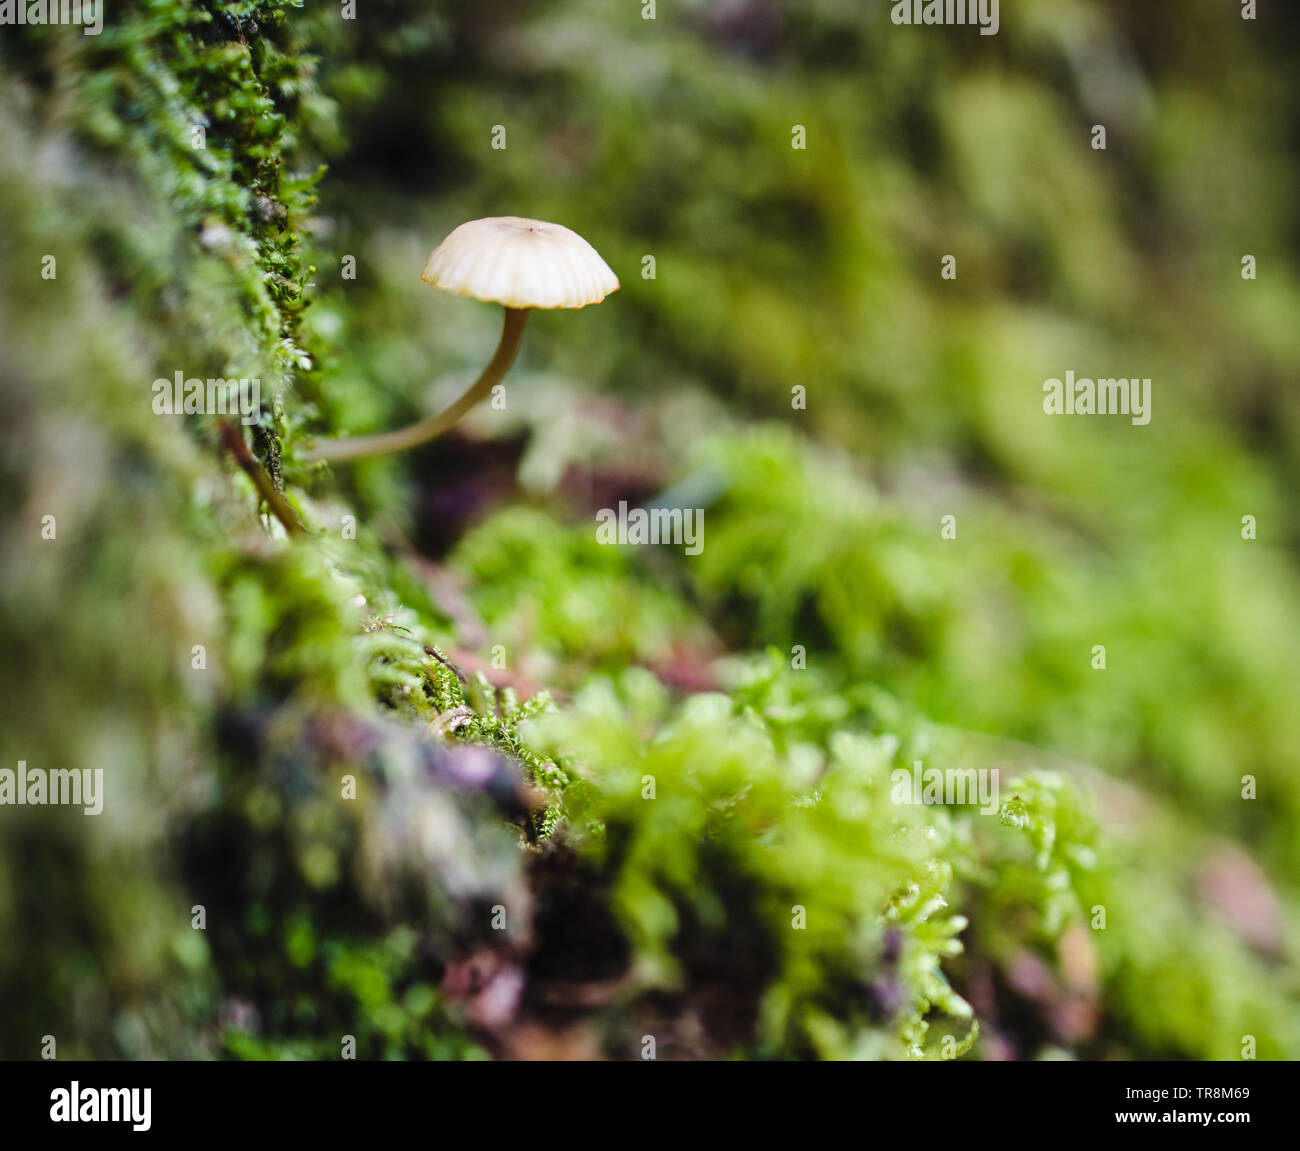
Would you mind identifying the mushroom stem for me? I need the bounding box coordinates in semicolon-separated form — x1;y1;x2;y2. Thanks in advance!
307;306;531;463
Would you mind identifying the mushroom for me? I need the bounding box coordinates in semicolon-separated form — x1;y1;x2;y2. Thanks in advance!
308;216;619;462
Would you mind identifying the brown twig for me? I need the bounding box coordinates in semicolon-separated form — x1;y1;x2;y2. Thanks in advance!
218;419;305;537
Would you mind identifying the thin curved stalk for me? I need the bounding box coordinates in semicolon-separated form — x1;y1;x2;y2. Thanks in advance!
306;306;531;462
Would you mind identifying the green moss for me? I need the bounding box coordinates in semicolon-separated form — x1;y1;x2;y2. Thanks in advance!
3;0;1298;1062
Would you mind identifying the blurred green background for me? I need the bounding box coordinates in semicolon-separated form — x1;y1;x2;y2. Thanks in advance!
1;0;1298;1060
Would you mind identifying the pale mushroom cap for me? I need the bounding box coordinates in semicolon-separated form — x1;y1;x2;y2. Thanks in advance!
420;216;620;310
